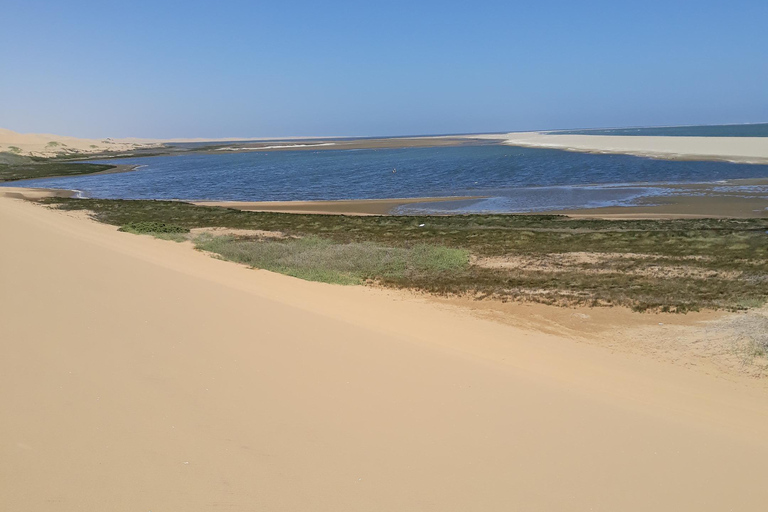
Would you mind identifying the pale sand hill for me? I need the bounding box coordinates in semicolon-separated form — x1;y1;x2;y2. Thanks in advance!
2;196;768;511
0;127;163;158
471;132;768;163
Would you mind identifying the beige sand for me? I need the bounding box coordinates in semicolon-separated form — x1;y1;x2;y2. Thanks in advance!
193;196;483;215
0;187;77;200
2;196;768;510
471;131;768;163
0;128;162;158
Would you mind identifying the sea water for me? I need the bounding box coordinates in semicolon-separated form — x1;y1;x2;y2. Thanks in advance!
5;143;768;214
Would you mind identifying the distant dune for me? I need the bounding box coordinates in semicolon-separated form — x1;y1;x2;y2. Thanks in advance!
6;126;768;163
0;128;163;158
472;132;768;164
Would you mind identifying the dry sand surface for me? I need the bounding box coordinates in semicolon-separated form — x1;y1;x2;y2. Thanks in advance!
0;128;162;158
3;196;768;511
472;132;768;163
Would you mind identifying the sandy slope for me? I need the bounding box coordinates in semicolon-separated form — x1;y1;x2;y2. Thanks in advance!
0;128;162;158
472;132;768;163
2;197;768;511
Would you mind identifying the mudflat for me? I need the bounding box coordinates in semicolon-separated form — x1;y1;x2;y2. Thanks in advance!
193;196;484;215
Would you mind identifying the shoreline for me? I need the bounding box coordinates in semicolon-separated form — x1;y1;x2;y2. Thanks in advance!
469;132;768;164
4;177;766;218
542;187;768;218
192;196;487;215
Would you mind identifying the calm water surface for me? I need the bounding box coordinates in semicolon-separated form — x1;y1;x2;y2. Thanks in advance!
6;144;768;213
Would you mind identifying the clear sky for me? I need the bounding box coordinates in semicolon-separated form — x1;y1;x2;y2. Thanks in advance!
1;0;766;139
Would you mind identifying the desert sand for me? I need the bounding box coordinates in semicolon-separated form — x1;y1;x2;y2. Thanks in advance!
2;194;768;511
0;128;163;158
471;131;768;163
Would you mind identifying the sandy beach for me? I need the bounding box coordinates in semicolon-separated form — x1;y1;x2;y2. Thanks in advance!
3;193;768;511
472;132;768;163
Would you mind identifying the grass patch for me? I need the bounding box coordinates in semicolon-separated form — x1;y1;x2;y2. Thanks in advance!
119;221;190;234
42;197;768;311
195;234;469;285
118;221;190;242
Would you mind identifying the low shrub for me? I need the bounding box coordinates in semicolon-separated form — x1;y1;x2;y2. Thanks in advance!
119;221;190;234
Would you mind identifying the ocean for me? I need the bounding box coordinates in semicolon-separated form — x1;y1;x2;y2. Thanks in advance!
5;134;768;214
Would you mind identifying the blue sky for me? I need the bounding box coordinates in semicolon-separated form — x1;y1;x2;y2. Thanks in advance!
1;0;766;138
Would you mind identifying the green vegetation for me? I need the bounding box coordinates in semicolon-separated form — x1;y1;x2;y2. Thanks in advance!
118;221;190;242
119;221;189;234
0;160;115;182
195;234;469;285
42;197;768;312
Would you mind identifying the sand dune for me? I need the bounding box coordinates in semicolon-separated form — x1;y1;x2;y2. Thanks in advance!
0;128;163;158
2;196;768;511
472;132;768;163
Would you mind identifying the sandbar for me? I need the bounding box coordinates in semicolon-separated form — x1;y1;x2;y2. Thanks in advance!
470;131;768;163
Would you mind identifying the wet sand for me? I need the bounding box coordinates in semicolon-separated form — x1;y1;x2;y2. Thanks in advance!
4;183;766;218
195;179;768;217
193;196;485;215
3;194;768;511
544;194;768;219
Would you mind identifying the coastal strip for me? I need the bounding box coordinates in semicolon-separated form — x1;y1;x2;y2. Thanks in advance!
192;196;486;215
5;183;766;218
470;132;768;164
